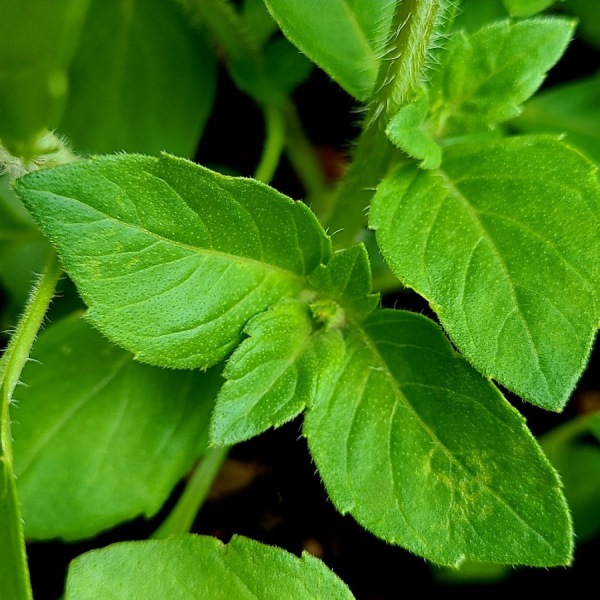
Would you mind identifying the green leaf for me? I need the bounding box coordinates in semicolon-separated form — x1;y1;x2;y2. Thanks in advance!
58;0;216;157
512;72;600;163
370;136;600;410
263;0;395;100
545;442;600;541
503;0;556;16
211;299;344;445
308;245;379;321
0;0;89;156
12;315;219;541
386;95;442;169
65;534;355;599
305;309;573;566
14;153;331;369
431;18;574;135
451;0;508;33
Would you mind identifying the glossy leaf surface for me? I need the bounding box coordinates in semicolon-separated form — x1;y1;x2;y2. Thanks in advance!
263;0;395;100
432;18;573;134
305;310;572;566
212;300;344;445
0;0;89;154
13;315;219;540
65;535;355;599
371;136;600;410
15;154;331;369
59;0;216;157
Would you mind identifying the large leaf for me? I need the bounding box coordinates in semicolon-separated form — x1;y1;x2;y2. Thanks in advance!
513;72;600;163
305;310;572;566
370;136;600;410
211;299;344;445
14;153;331;369
431;18;573;135
263;0;395;100
12;315;219;540
66;534;355;599
59;0;216;157
0;0;89;154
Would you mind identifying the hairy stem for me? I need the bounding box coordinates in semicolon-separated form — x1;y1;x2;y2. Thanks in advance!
325;0;448;249
151;446;230;539
0;249;62;600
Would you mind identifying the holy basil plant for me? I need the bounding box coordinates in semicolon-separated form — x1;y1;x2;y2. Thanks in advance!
1;0;599;598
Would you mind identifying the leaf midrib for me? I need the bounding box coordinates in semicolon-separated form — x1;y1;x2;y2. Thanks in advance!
351;317;555;552
35;188;307;286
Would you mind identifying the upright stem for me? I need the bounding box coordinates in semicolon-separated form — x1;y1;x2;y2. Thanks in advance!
151;446;230;539
0;249;62;600
325;0;447;249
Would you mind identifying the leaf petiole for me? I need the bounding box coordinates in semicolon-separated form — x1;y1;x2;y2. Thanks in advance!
151;445;230;540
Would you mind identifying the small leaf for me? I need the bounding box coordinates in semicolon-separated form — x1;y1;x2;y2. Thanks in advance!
211;299;344;445
13;315;219;540
503;0;556;16
370;136;600;410
308;245;379;321
432;18;574;134
513;71;600;163
386;95;442;169
0;0;89;154
65;534;355;599
14;154;331;369
263;0;395;100
305;310;573;566
59;0;217;157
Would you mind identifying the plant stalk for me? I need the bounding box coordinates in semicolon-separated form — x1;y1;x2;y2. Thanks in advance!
325;0;447;249
151;446;230;539
0;249;62;600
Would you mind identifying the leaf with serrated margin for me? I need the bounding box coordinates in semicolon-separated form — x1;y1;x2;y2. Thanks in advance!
431;18;574;135
308;245;379;321
66;534;355;599
371;136;600;410
13;315;219;541
305;309;573;566
386;94;441;169
263;0;395;100
14;153;331;369
211;299;344;446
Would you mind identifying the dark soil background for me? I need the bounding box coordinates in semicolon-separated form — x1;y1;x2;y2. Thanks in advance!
26;29;600;599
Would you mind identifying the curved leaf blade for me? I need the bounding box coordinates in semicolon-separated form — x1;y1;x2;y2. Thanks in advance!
65;534;355;599
305;310;573;566
433;18;574;134
211;299;344;445
263;0;395;100
59;0;217;157
15;154;331;369
370;136;600;410
13;315;219;541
